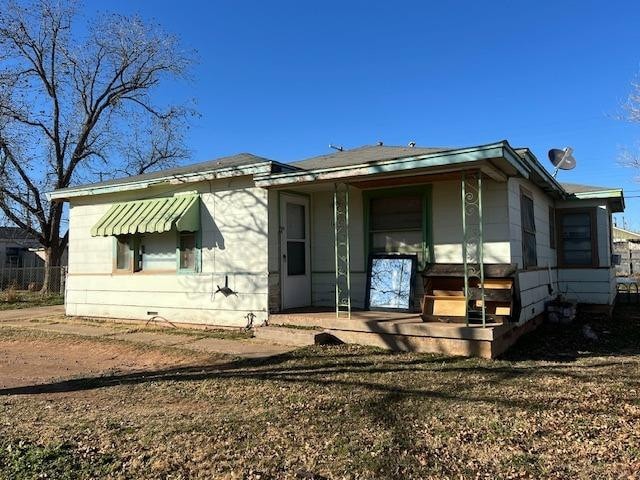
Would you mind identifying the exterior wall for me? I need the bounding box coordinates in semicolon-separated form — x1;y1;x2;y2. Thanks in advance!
555;198;615;305
309;188;367;309
269;178;511;312
432;179;510;263
0;240;44;268
66;176;269;327
508;178;617;323
507;178;558;323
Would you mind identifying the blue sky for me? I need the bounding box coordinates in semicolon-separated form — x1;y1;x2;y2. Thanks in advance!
91;0;640;226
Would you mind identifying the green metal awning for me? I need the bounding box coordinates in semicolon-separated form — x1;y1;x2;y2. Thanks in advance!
91;194;200;237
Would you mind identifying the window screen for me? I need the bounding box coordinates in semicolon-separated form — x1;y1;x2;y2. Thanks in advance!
370;195;422;231
369;194;423;256
520;192;537;268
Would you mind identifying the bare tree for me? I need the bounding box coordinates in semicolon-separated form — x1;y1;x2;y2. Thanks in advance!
0;0;194;290
620;77;640;172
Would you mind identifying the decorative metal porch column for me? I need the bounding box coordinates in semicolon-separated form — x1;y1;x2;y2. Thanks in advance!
334;183;351;318
461;172;486;327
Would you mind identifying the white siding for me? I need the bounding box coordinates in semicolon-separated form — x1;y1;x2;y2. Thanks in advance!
271;179;511;311
432;179;510;263
66;176;269;327
509;179;617;322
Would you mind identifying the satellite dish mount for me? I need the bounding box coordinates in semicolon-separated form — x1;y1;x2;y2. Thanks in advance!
548;147;577;178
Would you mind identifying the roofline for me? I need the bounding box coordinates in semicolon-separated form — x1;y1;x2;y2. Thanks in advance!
515;148;567;197
613;225;640;237
570;188;625;212
47;161;288;201
254;141;531;187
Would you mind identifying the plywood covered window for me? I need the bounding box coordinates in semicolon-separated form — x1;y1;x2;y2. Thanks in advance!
557;209;598;267
520;189;537;268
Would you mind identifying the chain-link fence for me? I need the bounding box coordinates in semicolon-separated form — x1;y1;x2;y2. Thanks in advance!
0;266;67;296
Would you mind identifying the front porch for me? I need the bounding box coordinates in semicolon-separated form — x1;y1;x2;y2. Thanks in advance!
262;154;529;357
269;309;538;359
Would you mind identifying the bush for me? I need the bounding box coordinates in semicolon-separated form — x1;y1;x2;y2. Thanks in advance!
4;287;19;303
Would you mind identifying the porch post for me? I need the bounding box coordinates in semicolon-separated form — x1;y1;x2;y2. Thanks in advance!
461;174;469;326
461;172;486;327
478;173;486;327
334;183;351;318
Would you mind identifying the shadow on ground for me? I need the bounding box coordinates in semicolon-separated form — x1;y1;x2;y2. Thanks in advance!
501;304;640;362
1;305;638;400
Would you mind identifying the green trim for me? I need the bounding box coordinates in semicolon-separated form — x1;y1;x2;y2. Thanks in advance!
49;163;274;201
255;141;530;187
91;194;200;237
424;185;433;264
362;185;432;269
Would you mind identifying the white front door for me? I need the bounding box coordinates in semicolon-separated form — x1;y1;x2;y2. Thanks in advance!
280;194;311;309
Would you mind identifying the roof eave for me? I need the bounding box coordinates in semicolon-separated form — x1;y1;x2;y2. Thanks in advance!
516;148;567;198
571;189;625;212
255;141;530;187
47;162;276;201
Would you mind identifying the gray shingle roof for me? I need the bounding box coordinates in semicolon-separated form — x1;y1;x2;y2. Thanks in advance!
53;153;274;195
290;145;454;170
560;182;618;194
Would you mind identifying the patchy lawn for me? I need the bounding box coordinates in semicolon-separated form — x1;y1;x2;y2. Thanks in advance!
0;291;64;310
0;307;639;479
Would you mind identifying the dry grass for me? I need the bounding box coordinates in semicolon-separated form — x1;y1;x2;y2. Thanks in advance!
0;306;639;479
0;290;64;310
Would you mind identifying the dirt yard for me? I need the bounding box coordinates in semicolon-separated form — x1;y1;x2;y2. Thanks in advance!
0;337;204;390
0;307;639;479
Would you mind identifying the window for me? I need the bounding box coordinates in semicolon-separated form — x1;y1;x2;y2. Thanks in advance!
520;190;537;268
114;230;199;273
368;193;424;257
549;206;556;249
5;247;23;267
179;232;197;271
285;203;306;276
115;236;131;270
558;209;598;267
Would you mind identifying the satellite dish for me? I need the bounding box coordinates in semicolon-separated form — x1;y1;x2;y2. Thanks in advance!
548;147;577;178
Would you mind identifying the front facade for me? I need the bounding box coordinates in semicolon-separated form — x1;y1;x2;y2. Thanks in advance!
50;141;624;356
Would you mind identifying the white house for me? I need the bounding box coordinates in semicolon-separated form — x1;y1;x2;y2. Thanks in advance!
48;141;625;358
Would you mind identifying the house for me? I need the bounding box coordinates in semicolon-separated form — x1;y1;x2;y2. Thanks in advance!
0;226;68;291
612;226;640;276
0;227;44;268
48;140;625;358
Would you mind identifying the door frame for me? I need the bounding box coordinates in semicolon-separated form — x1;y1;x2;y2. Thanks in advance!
279;191;312;309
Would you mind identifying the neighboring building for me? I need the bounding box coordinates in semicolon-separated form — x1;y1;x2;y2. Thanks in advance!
48;140;625;358
613;226;640;276
0;227;44;268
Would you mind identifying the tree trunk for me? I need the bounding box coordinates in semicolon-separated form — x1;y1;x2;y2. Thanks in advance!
40;244;63;295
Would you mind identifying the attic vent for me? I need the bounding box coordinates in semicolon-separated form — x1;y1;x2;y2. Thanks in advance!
377;141;383;146
408;141;416;147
